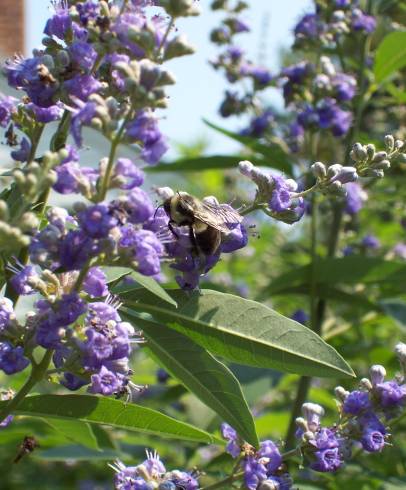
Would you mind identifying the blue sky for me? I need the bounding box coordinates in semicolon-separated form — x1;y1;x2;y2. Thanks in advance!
25;0;312;155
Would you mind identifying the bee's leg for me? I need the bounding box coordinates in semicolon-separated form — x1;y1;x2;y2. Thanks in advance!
168;220;179;238
188;226;200;257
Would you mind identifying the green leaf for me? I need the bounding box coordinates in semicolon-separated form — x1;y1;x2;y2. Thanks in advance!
203;119;293;175
120;289;354;378
36;445;121;461
262;284;380;311
145;154;268;174
374;32;406;83
380;299;406;330
122;313;259;447
42;418;100;450
0;395;220;444
265;257;406;295
104;266;177;307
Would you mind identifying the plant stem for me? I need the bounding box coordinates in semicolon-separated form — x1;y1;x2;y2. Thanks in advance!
201;471;244;490
97;112;132;202
0;349;53;422
155;18;175;62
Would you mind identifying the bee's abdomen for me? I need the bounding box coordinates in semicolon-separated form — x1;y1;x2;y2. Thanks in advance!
195;225;222;255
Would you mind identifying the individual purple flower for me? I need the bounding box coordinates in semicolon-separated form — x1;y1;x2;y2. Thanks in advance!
343;390;371;415
11;137;31;162
361;427;385;452
89;365;124;396
0;298;14;332
27;102;63;123
0;342;30;375
362;234;380;250
69;41;98;72
294;13;322;40
4;54;57;107
317;98;352;137
242;455;267;490
220;224;248;253
76;0;101;26
112;12;148;58
344;182;367;215
375;381;406;408
241;109;273;138
83;329;114;366
126;188;155;223
10;265;39;295
44;0;72;39
332;74;356;102
269;176;294;213
0;94;17;127
221;423;240;458
78;204;117;239
113;158;145;189
53;161;83;194
70;99;98;146
258;440;282;472
64;74;101;101
249;66;273;88
126;110;168;165
393;243;406;260
87;301;121;326
61;372;88;391
291;309;309;325
83;267;109;298
119;226;163;276
59;230;101;270
351;9;376;33
311;447;342;472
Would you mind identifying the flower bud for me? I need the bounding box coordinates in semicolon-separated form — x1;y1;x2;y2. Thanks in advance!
164;35;195;60
334;386;349;401
238;160;254;177
395;342;406;374
369;365;386;386
326;164;342;180
295;417;308;431
395;140;404;150
366;144;375;160
302;402;324;431
372;151;387;163
311;161;327;179
370;159;390;171
351;142;367;161
359;378;372;391
384;134;395;151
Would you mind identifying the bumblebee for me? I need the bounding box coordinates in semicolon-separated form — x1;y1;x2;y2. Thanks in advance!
163;192;243;256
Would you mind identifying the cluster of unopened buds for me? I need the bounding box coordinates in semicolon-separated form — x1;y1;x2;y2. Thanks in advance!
350;136;406;178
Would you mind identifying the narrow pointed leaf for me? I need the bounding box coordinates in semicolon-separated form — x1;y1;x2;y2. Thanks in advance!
122;313;259;446
43;418;100;450
374;31;406;83
203;119;293;175
121;289;354;378
104;266;177;307
0;395;220;444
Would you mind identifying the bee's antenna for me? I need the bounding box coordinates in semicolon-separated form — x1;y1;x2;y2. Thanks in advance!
154;203;163;219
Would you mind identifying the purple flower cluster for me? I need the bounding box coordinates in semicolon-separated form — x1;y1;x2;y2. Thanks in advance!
281;57;355;142
221;423;292;490
210;2;273;122
215;345;406;489
111;451;199;490
293;2;376;49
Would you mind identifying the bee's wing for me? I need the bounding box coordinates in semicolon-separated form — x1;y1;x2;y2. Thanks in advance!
194;201;243;233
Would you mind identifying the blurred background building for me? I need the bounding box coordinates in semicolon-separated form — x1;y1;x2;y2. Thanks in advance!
0;0;24;58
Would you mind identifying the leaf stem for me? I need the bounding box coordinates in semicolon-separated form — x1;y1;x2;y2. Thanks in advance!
0;349;53;422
